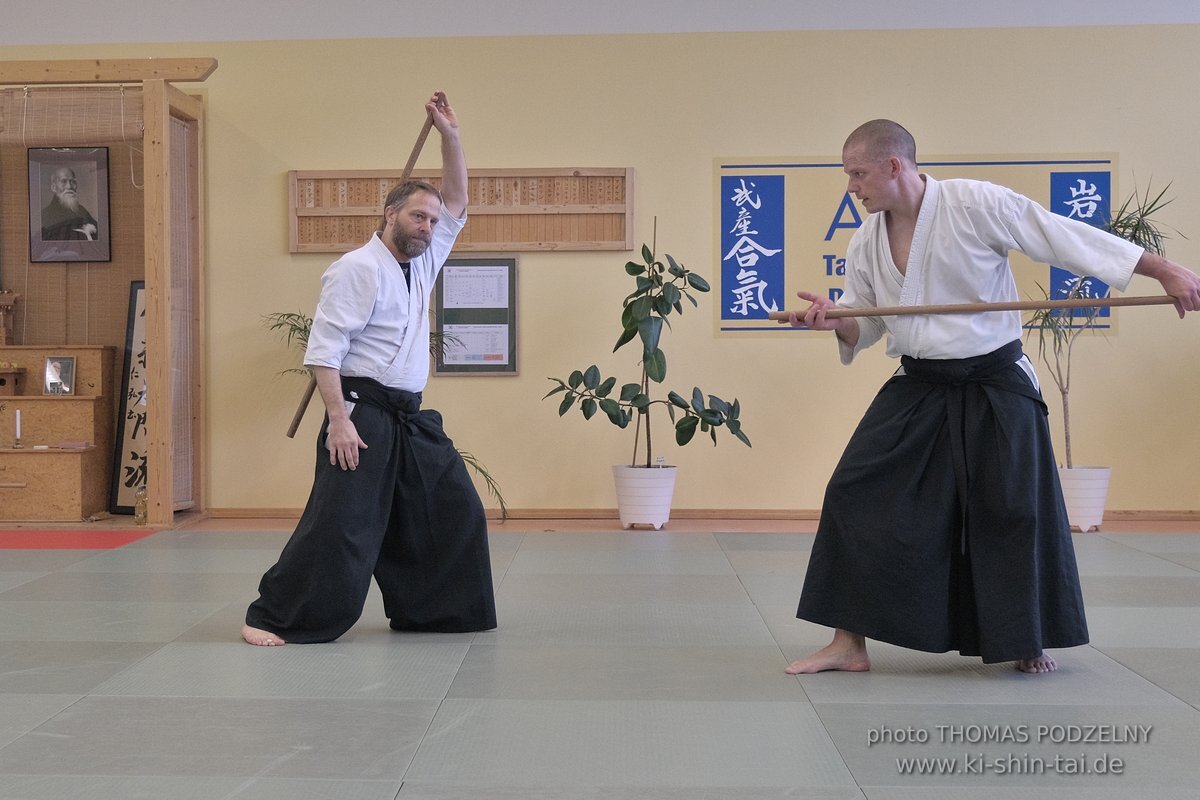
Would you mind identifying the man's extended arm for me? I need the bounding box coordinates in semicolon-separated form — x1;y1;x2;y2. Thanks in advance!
427;91;467;218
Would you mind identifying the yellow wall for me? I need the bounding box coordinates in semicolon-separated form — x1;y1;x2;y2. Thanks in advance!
4;25;1199;515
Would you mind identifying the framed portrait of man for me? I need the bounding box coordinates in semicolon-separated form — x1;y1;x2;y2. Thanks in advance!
43;356;76;396
27;147;111;263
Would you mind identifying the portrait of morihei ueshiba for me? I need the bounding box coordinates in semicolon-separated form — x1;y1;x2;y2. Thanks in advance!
28;147;111;262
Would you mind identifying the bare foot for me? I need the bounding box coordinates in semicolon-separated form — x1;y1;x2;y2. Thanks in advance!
241;625;286;647
785;629;871;674
1015;653;1057;673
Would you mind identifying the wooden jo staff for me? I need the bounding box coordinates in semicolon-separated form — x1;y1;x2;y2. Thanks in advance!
286;111;437;438
766;294;1177;322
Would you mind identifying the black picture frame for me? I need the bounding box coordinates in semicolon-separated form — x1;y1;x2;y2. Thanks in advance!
432;257;519;376
27;147;111;262
110;281;147;514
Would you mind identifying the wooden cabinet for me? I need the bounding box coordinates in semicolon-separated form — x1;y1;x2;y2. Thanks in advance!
0;346;115;522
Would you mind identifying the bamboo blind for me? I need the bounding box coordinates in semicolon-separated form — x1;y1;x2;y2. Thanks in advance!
0;87;143;146
289;167;632;253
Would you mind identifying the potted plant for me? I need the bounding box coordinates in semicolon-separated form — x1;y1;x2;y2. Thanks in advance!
1026;182;1179;531
264;311;509;519
544;235;750;529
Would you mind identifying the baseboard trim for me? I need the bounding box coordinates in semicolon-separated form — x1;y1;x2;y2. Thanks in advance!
206;507;1200;522
207;507;825;521
1103;509;1200;522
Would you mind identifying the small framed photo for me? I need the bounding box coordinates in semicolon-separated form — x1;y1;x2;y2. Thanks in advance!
27;147;111;262
43;356;76;396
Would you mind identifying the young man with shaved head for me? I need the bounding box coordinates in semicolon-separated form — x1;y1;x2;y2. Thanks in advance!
786;119;1200;674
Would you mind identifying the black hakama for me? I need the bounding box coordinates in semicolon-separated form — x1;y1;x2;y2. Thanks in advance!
246;376;496;642
796;340;1088;663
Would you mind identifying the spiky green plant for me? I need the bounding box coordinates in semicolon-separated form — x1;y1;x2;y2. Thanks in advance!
1026;277;1106;469
1026;182;1181;468
1104;181;1177;257
264;311;507;519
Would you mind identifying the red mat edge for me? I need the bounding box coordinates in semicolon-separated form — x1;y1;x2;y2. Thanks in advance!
0;529;159;549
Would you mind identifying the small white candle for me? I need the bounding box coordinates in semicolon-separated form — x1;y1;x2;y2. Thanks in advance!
14;408;19;439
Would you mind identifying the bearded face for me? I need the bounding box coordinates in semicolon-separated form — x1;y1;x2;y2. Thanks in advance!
391;224;432;259
49;169;80;211
384;191;440;260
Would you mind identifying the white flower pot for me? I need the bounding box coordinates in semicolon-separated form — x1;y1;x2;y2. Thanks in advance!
611;464;677;530
1058;466;1111;533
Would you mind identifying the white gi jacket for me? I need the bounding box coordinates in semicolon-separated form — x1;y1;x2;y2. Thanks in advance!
304;204;466;392
839;176;1143;364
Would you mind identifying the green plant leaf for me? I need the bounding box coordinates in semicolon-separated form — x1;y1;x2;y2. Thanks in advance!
558;394;576;416
568;370;584;389
583;365;601;389
543;383;567;399
631;393;651;409
458;448;508;520
582;398;597;419
644;348;667;383
638;316;663;355
667;390;689;409
686;273;711;292
686;293;698;308
1105;181;1180;256
263;311;314;352
625;260;645;276
613;323;638;353
596;376;617;398
620;383;641;401
661;282;681;308
709;394;731;416
620;302;636;330
675;416;698;445
602;400;629;428
665;253;683;276
641;243;654;264
690;386;704;414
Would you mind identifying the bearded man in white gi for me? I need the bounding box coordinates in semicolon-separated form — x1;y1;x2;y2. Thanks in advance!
242;91;496;646
785;119;1200;674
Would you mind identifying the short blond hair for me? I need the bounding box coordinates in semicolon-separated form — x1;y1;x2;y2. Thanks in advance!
844;119;917;166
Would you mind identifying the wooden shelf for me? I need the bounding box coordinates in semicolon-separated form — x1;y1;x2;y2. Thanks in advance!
0;446;107;522
0;345;115;521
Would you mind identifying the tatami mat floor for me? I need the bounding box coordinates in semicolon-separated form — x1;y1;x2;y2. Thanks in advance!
0;517;1197;799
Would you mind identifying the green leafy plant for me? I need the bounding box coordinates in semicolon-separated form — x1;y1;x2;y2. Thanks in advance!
264;311;508;518
1026;182;1180;468
544;239;750;468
